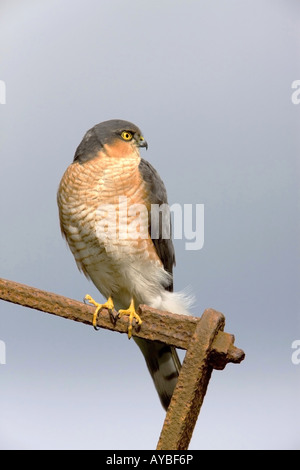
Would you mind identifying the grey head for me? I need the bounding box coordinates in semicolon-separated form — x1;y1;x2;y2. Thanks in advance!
73;119;148;163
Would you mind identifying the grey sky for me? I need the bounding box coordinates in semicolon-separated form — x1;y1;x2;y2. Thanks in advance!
0;0;299;449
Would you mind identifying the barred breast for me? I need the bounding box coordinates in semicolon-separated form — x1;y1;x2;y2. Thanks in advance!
57;149;170;309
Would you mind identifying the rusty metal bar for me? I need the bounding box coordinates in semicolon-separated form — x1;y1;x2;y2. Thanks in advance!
0;277;245;450
0;277;244;360
0;277;198;348
157;309;225;450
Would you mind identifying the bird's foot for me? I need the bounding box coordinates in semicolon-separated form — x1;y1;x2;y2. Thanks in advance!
84;294;115;330
118;299;142;339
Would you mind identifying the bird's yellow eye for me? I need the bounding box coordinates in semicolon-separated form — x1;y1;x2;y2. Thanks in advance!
121;131;133;141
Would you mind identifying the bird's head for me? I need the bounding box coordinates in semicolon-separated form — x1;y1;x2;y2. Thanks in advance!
73;119;148;163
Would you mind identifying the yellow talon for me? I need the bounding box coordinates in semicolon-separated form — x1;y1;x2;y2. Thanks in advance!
118;299;142;339
84;294;114;330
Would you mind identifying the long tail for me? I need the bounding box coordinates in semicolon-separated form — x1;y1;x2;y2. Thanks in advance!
134;290;192;410
133;337;181;410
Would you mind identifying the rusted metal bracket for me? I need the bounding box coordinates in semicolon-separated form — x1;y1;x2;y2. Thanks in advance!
0;277;245;450
157;309;240;450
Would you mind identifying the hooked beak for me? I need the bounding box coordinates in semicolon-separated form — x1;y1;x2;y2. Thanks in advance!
139;139;148;150
136;134;148;150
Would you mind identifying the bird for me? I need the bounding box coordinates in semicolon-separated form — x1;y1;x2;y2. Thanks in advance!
57;119;191;410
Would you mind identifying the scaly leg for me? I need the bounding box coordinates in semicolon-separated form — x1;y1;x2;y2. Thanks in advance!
118;298;143;339
84;294;114;330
